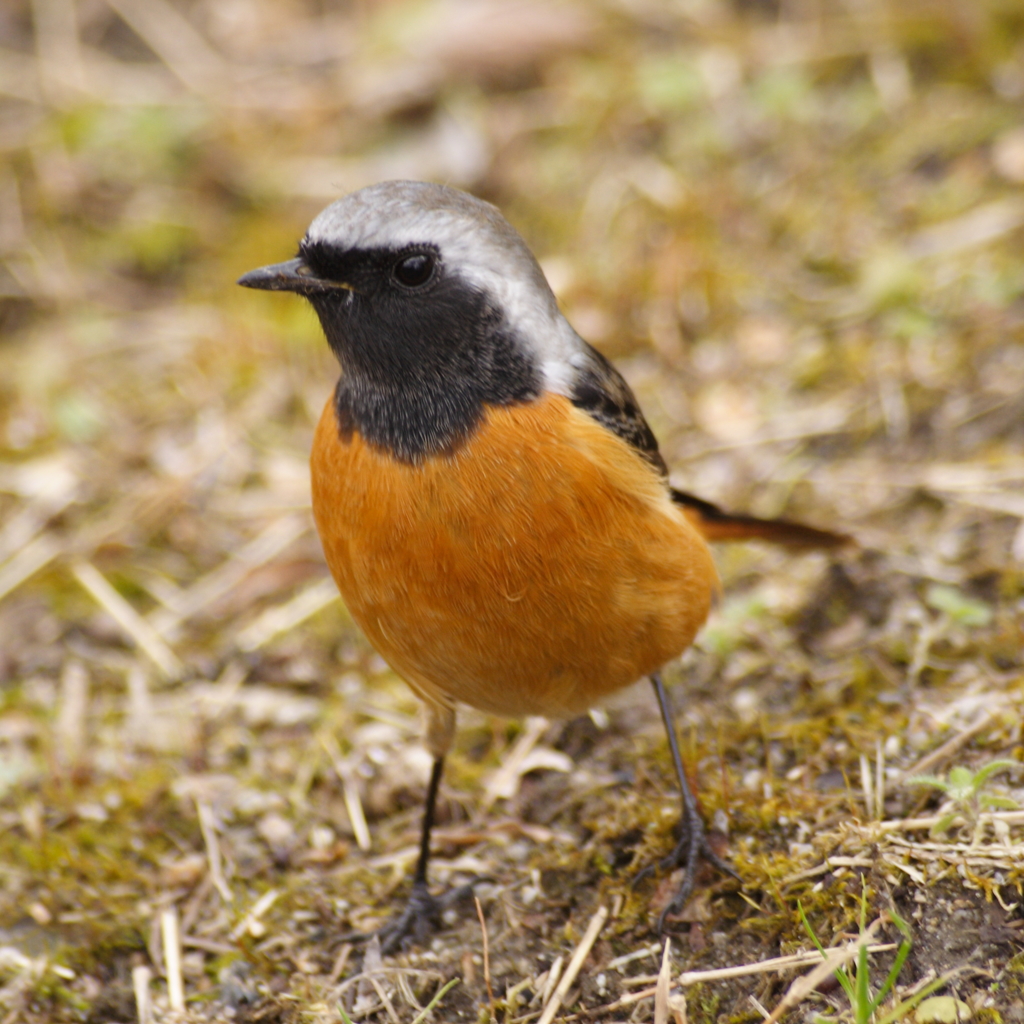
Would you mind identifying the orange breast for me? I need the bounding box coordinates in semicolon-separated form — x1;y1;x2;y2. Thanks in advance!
310;391;718;719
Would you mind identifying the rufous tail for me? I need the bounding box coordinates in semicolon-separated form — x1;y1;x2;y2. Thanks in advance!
671;488;852;550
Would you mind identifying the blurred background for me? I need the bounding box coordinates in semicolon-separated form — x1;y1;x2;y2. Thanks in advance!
1;0;1024;1020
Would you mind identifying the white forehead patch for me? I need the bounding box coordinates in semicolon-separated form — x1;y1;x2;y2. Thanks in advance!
305;181;583;395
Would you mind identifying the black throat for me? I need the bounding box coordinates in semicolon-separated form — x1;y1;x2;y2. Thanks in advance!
302;244;540;462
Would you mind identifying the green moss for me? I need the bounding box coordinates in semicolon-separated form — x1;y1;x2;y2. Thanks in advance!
4;3;1024;1021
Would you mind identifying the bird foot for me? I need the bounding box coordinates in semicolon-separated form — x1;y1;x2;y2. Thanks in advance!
633;812;738;934
375;879;478;955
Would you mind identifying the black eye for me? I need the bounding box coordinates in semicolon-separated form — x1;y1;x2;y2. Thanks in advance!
393;253;435;288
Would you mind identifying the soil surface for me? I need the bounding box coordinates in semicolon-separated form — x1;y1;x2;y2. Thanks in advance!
1;0;1023;1021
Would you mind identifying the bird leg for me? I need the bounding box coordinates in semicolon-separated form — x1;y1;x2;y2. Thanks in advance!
634;672;739;934
376;756;475;954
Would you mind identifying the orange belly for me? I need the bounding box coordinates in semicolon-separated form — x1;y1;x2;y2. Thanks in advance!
310;391;718;719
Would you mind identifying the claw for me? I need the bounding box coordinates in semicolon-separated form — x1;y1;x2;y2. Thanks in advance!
378;881;441;954
377;879;478;955
631;805;737;932
635;672;741;934
651;815;738;935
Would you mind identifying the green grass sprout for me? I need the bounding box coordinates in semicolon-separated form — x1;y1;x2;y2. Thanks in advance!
923;586;993;629
409;977;460;1024
908;759;1020;836
798;889;947;1024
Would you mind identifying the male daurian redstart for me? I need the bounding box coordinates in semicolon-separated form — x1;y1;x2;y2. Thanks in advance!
239;180;849;950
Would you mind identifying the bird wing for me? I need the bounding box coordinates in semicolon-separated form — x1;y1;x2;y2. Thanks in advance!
568;341;668;476
566;341;850;550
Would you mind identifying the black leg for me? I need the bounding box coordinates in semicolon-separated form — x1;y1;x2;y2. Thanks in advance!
377;756;475;954
413;756;444;886
636;672;738;934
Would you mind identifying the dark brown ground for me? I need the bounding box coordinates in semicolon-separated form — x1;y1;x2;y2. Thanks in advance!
1;0;1023;1021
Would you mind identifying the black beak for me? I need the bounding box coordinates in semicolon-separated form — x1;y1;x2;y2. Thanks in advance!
237;258;355;295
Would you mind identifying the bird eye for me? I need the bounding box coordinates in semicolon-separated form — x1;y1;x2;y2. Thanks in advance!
393;253;435;288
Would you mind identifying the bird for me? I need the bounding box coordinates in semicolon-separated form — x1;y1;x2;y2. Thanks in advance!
238;180;849;951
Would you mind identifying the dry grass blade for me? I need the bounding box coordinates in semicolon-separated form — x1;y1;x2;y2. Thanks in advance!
236;576;339;652
764;917;885;1024
860;752;874;821
230;888;279;941
0;494;76;566
148;514;309;637
654;939;672;1024
321;733;372;852
537;905;608;1024
554;984;657;1021
897;711;1000;784
131;964;152;1024
328;944;352;986
677;944;897;986
195;799;233;903
781;855;877;886
366;974;401;1024
29;0;85;99
200;660;248;720
104;0;227;91
72;561;184;679
54;660;88;770
481;716;550;811
606;943;660;971
160;906;185;1012
334;968;445;998
0;534;60;603
907;197;1024;257
4;3;1024;1021
0;45;43;102
876;737;885;822
876;810;1024;833
539;955;563;1008
669;992;688;1024
476;896;495;1015
181;935;234;955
